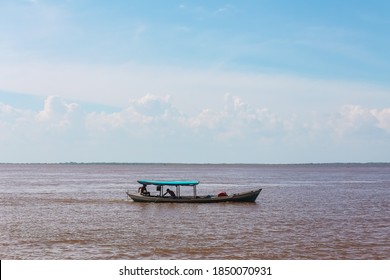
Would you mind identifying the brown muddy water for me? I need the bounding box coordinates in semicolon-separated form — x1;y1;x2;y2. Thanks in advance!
1;163;389;259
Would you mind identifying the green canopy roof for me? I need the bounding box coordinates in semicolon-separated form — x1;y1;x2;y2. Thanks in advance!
138;180;199;186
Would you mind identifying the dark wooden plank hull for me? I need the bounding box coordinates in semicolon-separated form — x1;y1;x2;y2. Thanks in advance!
126;189;262;203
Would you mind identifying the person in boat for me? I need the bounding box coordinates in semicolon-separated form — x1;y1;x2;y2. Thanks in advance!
138;184;150;196
163;188;176;198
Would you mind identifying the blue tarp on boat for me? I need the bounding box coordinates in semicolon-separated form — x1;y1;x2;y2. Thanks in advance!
138;180;199;186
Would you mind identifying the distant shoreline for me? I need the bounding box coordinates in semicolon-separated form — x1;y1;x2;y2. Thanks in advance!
1;162;390;166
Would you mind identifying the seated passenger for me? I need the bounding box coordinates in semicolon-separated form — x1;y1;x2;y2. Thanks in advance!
138;184;150;196
163;188;176;198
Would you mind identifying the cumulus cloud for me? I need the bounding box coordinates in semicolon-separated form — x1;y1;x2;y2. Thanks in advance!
28;95;81;141
0;103;25;121
0;102;36;142
37;95;78;120
128;94;179;118
371;108;390;133
1;94;390;162
331;105;390;138
1;96;87;161
85;94;183;139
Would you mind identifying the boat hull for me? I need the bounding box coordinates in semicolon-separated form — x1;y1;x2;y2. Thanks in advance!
126;189;262;203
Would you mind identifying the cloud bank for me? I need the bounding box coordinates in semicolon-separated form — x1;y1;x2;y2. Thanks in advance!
1;94;389;163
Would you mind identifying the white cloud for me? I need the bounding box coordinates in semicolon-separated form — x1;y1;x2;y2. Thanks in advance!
31;95;80;137
84;95;180;143
129;94;177;118
214;4;236;16
213;94;283;141
1;94;390;163
37;95;78;120
330;105;390;138
371;108;390;133
1;59;389;117
1;103;18;115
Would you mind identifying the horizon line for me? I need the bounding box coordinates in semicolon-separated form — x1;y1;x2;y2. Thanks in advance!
1;162;390;165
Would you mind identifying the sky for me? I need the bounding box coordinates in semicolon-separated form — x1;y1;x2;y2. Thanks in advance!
1;0;390;163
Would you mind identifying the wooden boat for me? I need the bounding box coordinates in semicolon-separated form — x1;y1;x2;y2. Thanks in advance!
126;180;262;203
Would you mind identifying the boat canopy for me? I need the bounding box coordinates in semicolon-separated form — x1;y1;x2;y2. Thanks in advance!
137;180;199;186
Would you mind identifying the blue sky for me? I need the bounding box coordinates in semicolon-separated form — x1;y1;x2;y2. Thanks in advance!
1;0;390;163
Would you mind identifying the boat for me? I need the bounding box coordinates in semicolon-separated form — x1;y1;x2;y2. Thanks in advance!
126;180;262;203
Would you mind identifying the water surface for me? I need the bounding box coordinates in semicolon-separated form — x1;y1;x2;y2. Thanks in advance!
1;163;389;259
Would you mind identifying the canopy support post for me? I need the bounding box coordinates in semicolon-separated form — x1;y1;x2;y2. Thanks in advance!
176;185;180;198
